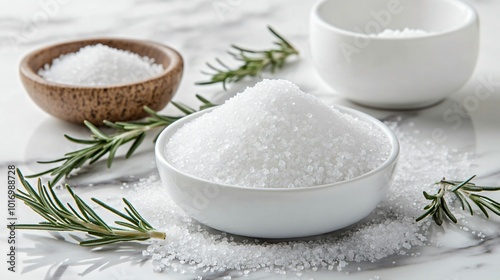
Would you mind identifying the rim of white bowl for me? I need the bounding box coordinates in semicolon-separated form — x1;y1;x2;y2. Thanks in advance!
311;0;479;40
156;104;400;192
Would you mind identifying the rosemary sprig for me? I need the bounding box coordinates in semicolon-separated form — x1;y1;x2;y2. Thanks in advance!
416;175;500;225
29;95;216;185
14;169;165;246
196;26;299;89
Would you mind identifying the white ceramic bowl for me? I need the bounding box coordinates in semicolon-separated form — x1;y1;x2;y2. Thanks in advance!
155;106;399;238
310;0;479;109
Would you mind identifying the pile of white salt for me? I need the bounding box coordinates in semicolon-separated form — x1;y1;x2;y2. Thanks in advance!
38;44;164;86
166;79;390;188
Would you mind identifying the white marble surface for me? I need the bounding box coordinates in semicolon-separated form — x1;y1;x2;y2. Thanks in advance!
1;0;500;279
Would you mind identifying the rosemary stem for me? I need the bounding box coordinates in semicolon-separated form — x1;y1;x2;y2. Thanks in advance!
114;123;162;141
437;186;446;198
148;230;167;239
106;229;165;239
65;211;165;239
114;129;144;142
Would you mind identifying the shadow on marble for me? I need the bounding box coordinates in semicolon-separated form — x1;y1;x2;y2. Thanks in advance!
20;232;148;280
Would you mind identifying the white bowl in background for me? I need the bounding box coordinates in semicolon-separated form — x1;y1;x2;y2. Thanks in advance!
310;0;479;109
155;106;399;238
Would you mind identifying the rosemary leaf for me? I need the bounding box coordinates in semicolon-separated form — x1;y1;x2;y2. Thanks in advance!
91;198;137;224
440;197;457;223
126;132;146;158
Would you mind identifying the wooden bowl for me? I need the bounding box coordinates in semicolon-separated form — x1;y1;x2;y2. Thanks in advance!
19;38;183;124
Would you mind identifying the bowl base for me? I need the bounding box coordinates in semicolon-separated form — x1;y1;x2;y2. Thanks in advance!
348;98;445;110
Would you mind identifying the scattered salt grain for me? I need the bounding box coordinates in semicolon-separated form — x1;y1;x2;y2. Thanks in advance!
38;44;164;86
371;28;429;38
166;79;390;188
128;118;471;276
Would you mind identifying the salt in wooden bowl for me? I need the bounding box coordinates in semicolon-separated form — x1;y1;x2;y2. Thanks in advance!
19;38;183;124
